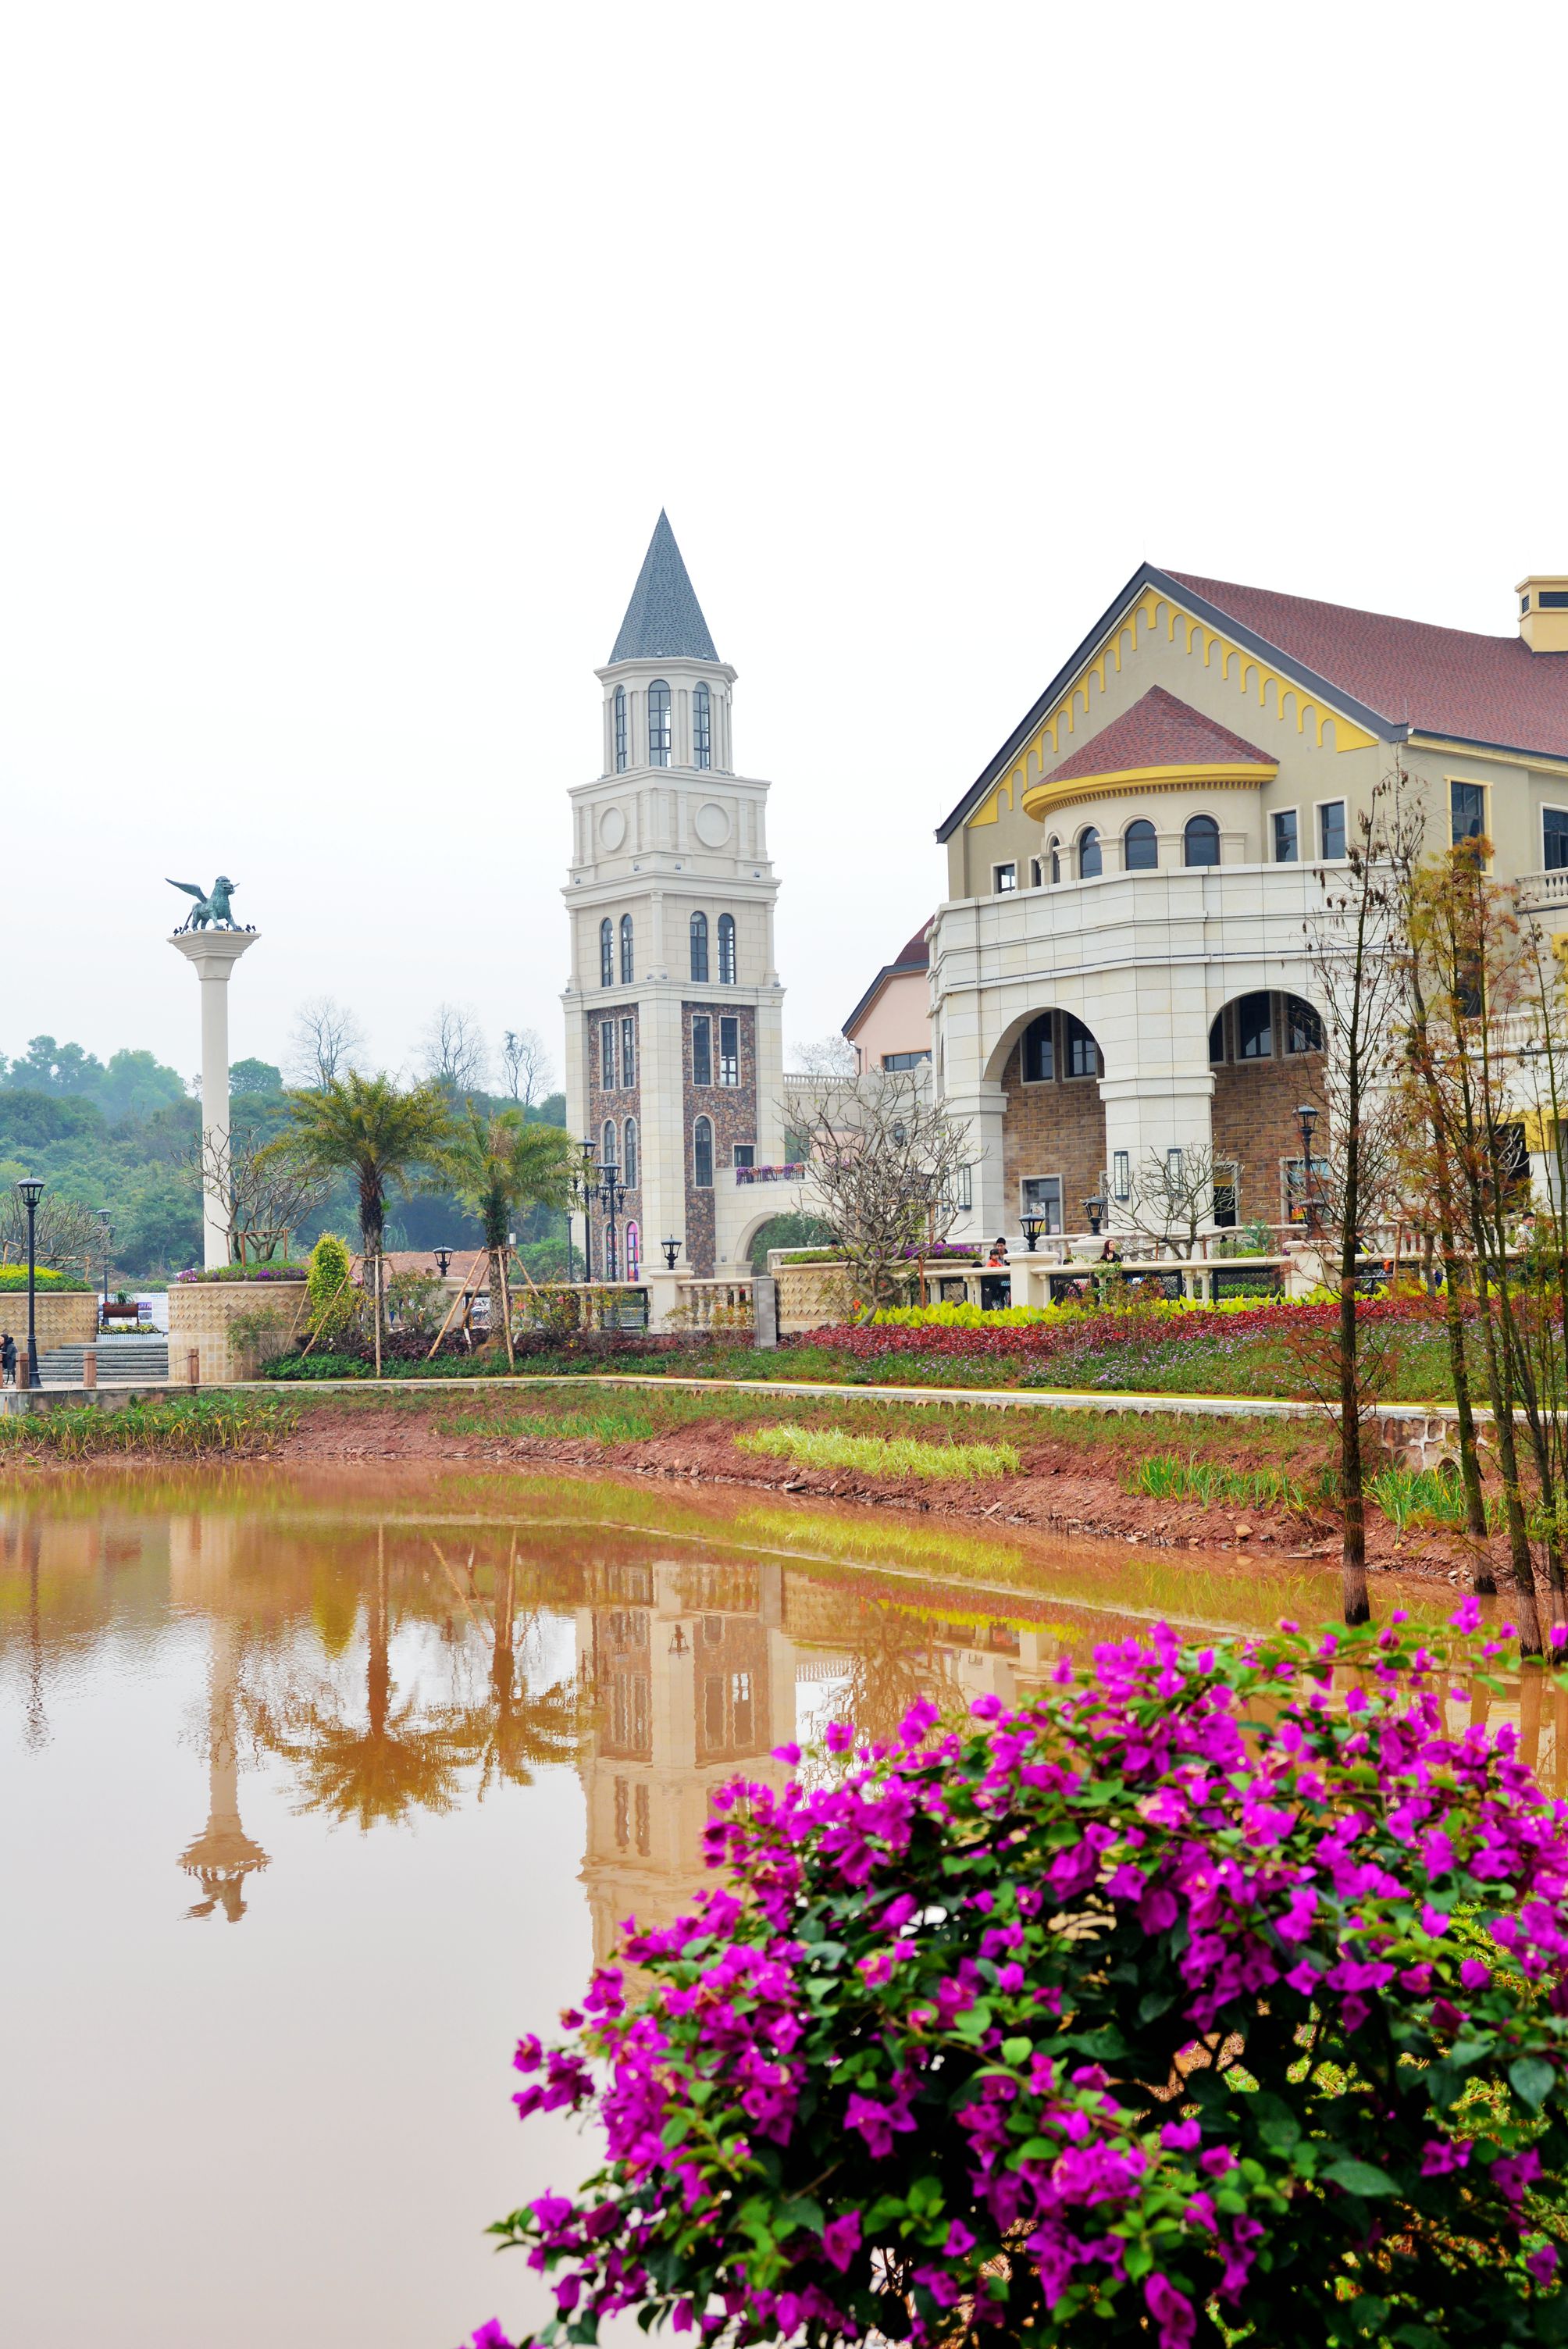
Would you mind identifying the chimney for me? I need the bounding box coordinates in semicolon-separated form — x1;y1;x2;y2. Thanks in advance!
1517;576;1568;654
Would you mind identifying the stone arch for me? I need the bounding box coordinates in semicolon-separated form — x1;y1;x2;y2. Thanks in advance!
1206;986;1326;1232
986;1005;1109;1237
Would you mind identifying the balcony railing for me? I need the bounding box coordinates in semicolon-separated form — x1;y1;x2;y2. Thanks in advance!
1515;868;1568;910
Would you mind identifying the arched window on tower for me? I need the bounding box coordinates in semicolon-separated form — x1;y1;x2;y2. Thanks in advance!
1184;814;1221;868
613;686;628;772
718;913;736;984
603;1118;617;1169
622;1117;638;1189
1078;827;1102;879
620;914;634;985
599;918;614;987
648;680;672;768
693;1116;714;1189
693;681;711;771
690;911;709;982
1124;818;1158;871
1048;836;1061;884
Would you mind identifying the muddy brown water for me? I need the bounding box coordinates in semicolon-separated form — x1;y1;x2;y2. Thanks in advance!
0;1467;1550;2346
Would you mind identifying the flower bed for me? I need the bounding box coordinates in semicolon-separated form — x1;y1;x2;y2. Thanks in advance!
807;1296;1445;1363
0;1265;92;1292
173;1262;312;1283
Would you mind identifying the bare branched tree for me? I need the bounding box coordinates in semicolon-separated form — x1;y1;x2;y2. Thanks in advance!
195;1132;333;1264
288;996;365;1089
789;1034;859;1078
0;1191;106;1274
1110;1145;1242;1258
500;1025;553;1107
422;1003;489;1097
786;1071;975;1313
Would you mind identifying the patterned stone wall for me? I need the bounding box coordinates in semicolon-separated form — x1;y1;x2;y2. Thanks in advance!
682;1001;757;1276
585;1003;643;1278
999;1014;1109;1232
1210;993;1323;1227
167;1280;309;1381
0;1290;97;1357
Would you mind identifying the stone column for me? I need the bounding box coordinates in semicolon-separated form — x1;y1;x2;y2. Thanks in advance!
169;930;259;1269
1098;1068;1216;1227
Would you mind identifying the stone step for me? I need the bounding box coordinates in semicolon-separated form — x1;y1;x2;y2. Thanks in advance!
36;1340;171;1386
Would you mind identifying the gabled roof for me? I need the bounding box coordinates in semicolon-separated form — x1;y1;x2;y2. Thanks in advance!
937;562;1568;840
843;918;932;1039
1040;685;1273;787
609;510;719;664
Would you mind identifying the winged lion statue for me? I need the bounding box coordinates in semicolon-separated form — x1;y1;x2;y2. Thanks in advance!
168;876;241;932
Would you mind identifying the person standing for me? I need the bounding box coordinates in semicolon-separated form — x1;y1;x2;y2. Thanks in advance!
1;1331;16;1387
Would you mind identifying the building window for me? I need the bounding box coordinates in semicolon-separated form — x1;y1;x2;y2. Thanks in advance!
690;910;709;982
599;918;614;987
1048;836;1061;884
693;1117;714;1189
718;1015;739;1086
691;1015;712;1087
625;1220;640;1279
648;680;672;768
1546;808;1568;871
603;1118;616;1168
1021;1174;1062;1233
1184;814;1221;868
1319;800;1346;860
882;1050;931;1071
1028;857;1043;888
1021;1014;1053;1084
1213;1160;1239;1229
1285;996;1324;1054
614;686;628;773
1272;809;1299;863
1078;828;1101;879
1451;779;1486;845
1237;992;1273;1059
718;912;736;984
622;1120;638;1188
1124;818;1157;871
622;1016;636;1087
1209;1011;1225;1064
619;913;634;984
600;1020;616;1089
693;680;711;770
732;1144;754;1169
1064;1012;1100;1078
994;862;1017;893
1112;1150;1131;1203
949;1161;972;1212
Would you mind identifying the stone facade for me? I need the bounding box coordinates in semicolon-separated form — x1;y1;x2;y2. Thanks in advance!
1209;991;1324;1228
168;1279;308;1383
585;1000;643;1278
680;1001;757;1276
997;1015;1109;1233
0;1289;96;1357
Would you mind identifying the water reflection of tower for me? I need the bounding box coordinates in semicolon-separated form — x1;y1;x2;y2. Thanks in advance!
578;1557;797;1966
169;1516;269;1923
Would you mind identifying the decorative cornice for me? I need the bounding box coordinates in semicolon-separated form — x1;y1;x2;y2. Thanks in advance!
1020;760;1277;824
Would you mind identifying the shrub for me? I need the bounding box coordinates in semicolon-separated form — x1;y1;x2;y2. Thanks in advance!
306;1232;358;1343
477;1611;1568;2349
737;1424;1020;1481
0;1265;90;1292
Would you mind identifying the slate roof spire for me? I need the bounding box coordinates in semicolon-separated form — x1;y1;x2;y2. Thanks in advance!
610;511;719;664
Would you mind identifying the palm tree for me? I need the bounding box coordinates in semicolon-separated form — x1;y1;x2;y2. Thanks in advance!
437;1538;580;1793
286;1071;452;1372
438;1105;575;1364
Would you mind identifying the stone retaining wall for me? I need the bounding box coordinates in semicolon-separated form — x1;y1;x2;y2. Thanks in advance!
0;1289;97;1355
167;1280;309;1383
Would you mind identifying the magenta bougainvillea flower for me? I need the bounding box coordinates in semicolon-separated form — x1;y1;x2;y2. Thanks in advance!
469;1615;1568;2347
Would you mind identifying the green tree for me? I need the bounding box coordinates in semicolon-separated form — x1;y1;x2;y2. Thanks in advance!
305;1232;358;1346
230;1057;283;1096
437;1104;575;1363
285;1073;452;1372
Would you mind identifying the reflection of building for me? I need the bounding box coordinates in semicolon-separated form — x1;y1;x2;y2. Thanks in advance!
577;1557;796;1962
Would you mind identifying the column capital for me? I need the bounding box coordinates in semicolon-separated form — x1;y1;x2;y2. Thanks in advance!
168;930;260;982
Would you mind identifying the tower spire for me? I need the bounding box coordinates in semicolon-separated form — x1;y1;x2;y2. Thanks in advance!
610;512;719;664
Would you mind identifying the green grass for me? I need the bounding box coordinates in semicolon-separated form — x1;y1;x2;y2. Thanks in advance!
1125;1453;1318;1511
0;1394;299;1459
1366;1463;1491;1531
736;1424;1021;1481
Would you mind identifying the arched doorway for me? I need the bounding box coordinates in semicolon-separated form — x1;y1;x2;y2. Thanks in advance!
994;1008;1107;1235
1208;989;1324;1230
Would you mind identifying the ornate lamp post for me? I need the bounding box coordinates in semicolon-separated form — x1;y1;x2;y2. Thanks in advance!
95;1208;112;1317
1084;1195;1106;1240
433;1247;454;1279
597;1155;628;1284
1019;1211;1044;1253
661;1235;682;1271
16;1178;44;1391
574;1140;599;1285
1296;1104;1319;1237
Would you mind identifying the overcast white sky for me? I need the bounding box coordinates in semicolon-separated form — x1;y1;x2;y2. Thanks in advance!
2;4;1565;1093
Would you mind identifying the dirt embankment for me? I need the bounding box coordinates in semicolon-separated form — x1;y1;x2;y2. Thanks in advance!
277;1406;1480;1582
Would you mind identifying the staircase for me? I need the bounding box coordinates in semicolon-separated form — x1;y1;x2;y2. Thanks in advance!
36;1337;171;1387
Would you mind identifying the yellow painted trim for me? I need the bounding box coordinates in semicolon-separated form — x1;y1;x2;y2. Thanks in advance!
965;587;1378;833
1021;758;1278;823
1410;734;1568;778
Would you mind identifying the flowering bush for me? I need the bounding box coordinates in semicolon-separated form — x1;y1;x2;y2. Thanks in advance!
173;1262;309;1283
472;1610;1568;2348
800;1296;1449;1367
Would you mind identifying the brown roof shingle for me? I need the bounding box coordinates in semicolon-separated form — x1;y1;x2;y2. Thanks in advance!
1042;686;1274;786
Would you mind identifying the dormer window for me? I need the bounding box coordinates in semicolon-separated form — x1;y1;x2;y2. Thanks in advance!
648;681;672;768
693;681;711;770
614;686;628;772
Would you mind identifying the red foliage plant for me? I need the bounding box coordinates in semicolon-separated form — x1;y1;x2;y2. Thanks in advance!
467;1607;1568;2349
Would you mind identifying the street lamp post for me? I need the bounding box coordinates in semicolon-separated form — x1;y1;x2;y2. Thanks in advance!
576;1140;598;1285
1296;1104;1319;1237
433;1247;454;1279
96;1208;112;1319
598;1157;627;1284
16;1178;44;1392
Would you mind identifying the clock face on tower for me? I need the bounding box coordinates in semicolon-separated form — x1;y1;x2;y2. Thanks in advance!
693;801;730;848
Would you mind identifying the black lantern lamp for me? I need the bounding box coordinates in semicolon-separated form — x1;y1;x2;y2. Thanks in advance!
1019;1211;1044;1253
661;1235;682;1271
433;1247;454;1278
1084;1195;1106;1239
16;1177;45;1392
1296;1105;1319;1235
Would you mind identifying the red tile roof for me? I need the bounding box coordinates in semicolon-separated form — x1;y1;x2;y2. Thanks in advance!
1171;571;1568;760
1042;686;1274;786
889;921;931;970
